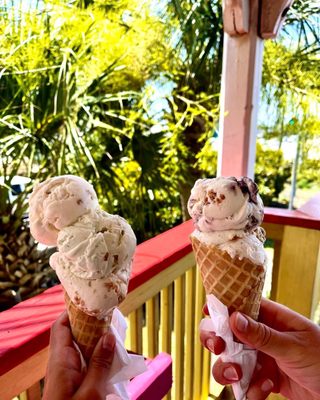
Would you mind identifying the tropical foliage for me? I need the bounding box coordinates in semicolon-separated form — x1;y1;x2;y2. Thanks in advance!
0;0;174;307
162;0;223;218
260;0;320;195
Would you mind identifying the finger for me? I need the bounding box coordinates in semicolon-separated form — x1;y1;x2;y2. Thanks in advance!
247;377;275;400
48;311;82;372
251;351;280;392
77;331;116;398
44;313;84;399
199;329;225;354
212;358;242;385
49;311;74;349
229;311;297;360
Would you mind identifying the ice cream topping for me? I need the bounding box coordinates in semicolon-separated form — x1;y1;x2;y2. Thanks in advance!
188;176;267;266
29;175;136;318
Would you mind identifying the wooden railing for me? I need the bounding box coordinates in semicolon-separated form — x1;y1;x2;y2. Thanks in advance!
0;194;320;400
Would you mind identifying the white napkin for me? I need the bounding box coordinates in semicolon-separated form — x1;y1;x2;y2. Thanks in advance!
77;308;147;400
199;294;257;400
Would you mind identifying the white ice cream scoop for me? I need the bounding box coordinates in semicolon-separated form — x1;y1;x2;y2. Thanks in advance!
29;175;99;245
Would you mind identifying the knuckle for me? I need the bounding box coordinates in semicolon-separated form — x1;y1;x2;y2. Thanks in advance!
255;323;272;350
91;355;112;370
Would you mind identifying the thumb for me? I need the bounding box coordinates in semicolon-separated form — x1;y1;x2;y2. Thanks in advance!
230;312;293;360
76;331;116;398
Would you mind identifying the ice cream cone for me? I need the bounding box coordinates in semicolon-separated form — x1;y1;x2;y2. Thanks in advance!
29;175;136;362
64;292;113;362
191;236;265;320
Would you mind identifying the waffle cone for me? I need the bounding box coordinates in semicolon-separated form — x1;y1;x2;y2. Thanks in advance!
191;236;265;320
64;292;113;362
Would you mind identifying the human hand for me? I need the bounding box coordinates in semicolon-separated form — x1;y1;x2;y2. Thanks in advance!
200;298;320;400
43;311;118;400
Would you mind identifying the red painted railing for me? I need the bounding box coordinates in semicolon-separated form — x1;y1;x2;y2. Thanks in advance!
0;197;320;399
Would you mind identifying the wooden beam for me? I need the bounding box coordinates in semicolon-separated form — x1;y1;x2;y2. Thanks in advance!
223;0;249;36
259;0;293;39
218;0;264;178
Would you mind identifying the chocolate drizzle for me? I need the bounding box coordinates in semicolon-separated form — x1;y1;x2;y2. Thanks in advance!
237;177;259;204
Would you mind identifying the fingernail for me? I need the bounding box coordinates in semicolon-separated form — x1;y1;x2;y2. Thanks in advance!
235;313;248;332
103;332;115;351
256;362;262;372
261;379;274;392
205;338;215;353
223;366;239;381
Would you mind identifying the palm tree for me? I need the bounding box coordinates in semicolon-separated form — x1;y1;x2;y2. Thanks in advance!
260;0;320;206
0;0;170;309
161;0;223;219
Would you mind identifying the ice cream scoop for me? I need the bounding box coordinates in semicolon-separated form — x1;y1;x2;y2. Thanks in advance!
50;209;136;318
29;175;99;246
188;176;264;233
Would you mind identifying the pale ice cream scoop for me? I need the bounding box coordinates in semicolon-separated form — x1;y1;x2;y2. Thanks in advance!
50;209;136;318
29;175;99;246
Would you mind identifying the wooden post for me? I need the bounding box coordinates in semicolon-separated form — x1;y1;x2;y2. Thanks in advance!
218;0;294;178
218;0;263;178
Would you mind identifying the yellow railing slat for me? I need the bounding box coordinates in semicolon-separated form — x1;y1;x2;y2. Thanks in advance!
201;348;210;400
173;275;185;400
193;266;205;399
160;285;172;353
146;297;156;358
128;307;143;354
184;267;195;399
